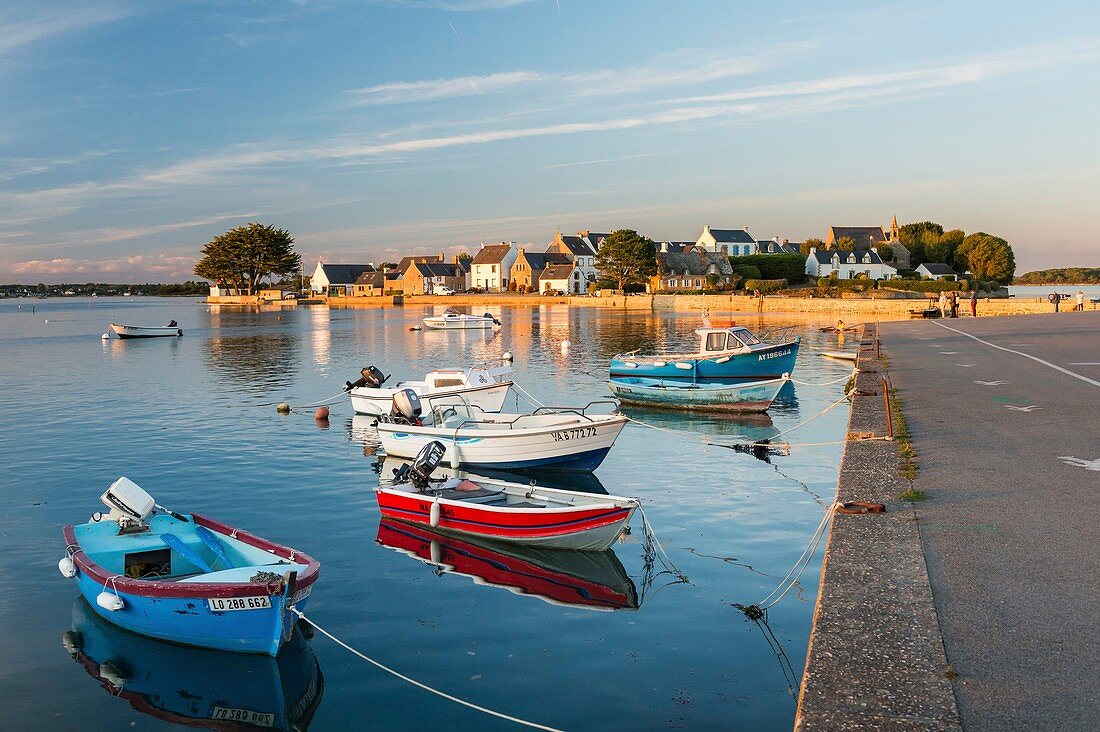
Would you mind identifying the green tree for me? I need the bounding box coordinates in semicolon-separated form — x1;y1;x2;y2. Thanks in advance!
956;232;1015;283
926;229;965;265
875;244;895;262
594;229;657;291
194;223;300;296
800;238;824;254
899;221;943;265
833;236;857;251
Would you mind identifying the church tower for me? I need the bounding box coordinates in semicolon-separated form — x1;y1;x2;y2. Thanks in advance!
889;214;900;242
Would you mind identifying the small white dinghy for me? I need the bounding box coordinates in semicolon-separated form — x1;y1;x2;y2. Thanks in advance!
820;351;857;362
375;390;626;472
422;308;501;330
344;362;516;416
109;322;183;339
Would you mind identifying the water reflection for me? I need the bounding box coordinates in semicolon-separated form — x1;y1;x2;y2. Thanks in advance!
62;598;324;730
204;333;301;390
376;518;638;611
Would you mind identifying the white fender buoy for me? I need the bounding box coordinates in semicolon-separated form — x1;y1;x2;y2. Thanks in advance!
97;590;124;612
99;660;127;690
430;539;442;565
430;498;441;528
561;339;571;351
276;403;291;414
502;351;513;362
449;444;460;469
58;556;77;578
101;332;110;340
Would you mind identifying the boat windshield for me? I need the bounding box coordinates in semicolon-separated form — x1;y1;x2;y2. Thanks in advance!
731;328;761;346
705;332;727;351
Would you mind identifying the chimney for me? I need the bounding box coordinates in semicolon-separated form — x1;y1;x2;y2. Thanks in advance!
518;246;525;256
453;254;460;264
438;250;444;261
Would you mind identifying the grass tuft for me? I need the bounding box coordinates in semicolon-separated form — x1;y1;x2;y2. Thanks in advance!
899;488;929;502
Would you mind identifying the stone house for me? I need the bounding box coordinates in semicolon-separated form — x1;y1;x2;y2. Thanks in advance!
546;231;598;292
511;248;571;292
353;271;387;297
826;217;911;269
652;248;736;291
470;243;518;291
403;259;470;295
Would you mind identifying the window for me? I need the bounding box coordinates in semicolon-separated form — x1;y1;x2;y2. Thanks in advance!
726;333;744;349
733;328;760;345
491;265;497;273
695;279;701;288
706;332;726;351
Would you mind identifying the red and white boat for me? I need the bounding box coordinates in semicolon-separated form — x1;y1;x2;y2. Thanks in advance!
375;442;638;551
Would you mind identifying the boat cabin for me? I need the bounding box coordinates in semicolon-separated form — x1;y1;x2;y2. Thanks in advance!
696;327;763;354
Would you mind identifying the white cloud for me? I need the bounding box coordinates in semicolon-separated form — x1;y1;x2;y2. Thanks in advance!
374;0;538;11
346;71;542;106
0;3;133;55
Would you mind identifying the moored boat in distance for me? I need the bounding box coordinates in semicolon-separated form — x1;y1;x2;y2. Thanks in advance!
59;477;319;656
820;351;857;362
608;375;789;412
109;321;183;338
609;324;799;381
345;362;515;416
375;442;638;551
376;390;626;471
422;308;501;330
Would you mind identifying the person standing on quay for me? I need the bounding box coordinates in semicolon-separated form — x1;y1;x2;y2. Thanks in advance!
949;290;959;318
970;289;978;317
1053;292;1061;313
1077;290;1085;311
938;290;947;317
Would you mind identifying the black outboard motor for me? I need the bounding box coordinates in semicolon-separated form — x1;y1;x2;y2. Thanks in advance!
345;365;389;392
408;440;446;491
389;388;422;425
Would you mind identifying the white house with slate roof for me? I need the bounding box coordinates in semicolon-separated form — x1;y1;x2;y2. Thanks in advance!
806;247;897;280
311;262;376;296
695;225;757;256
547;230;600;293
471;242;518;292
915;263;958;280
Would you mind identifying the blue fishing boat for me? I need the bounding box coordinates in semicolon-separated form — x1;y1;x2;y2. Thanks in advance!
63;597;324;730
609;325;799;381
59;477;319;656
607;375;789;412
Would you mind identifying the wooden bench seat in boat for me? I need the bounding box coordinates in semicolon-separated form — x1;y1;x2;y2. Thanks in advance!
177;563;309;584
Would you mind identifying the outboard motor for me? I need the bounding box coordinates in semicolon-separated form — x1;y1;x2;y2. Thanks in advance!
99;477;156;533
345;365;389;392
390;388;422;425
484;312;501;326
408;441;446;491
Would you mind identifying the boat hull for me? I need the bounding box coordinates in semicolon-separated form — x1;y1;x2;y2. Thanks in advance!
609;339;799;380
422;316;495;330
62;514;318;656
376;416;626;472
375;490;636;551
350;381;513;416
607;376;787;412
111;324;183;338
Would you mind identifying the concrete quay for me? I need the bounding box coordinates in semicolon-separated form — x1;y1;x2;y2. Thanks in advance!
796;324;960;730
798;313;1099;730
876;313;1100;730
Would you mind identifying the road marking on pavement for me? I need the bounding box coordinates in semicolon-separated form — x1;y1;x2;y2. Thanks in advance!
975;380;1007;385
1069;362;1100;366
955;363;976;367
1058;456;1100;471
932;321;1100;388
1004;404;1041;412
939;351;958;354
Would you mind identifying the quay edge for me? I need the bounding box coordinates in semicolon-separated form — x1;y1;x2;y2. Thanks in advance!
794;324;961;730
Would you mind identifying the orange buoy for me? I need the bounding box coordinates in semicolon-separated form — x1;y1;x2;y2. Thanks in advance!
314;406;330;420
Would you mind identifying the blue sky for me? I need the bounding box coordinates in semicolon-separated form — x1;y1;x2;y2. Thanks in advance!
2;0;1098;282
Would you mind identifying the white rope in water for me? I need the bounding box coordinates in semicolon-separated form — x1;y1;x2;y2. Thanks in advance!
756;390;853;445
637;505;688;582
754;503;837;610
788;371;856;387
289;607;563;732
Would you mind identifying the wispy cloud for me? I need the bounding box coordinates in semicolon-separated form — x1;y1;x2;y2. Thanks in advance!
7;253;195;279
374;0;538;11
541;153;656;170
346;71;542;105
0;3;133;55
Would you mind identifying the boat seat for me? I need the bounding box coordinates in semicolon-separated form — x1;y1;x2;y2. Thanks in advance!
177;563;309;584
441;413;473;429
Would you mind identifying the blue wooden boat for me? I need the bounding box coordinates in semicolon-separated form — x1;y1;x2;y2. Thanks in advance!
607;375;789;412
63;597;324;729
60;478;319;656
609;326;799;381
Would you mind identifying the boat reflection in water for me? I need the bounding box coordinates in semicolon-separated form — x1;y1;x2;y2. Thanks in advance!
376;518;638;611
62;597;324;730
613;407;784;462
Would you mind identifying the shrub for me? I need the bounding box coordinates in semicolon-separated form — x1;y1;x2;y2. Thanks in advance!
743;278;787;294
732;265;761;280
882;280;965;293
728;253;806;283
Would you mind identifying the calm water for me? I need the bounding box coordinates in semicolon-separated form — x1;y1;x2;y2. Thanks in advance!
0;297;853;731
1008;284;1100;300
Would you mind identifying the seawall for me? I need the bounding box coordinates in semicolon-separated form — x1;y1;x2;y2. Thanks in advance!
794;324;961;730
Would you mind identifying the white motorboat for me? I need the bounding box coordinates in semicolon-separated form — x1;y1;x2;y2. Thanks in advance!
376;391;626;472
109;322;183;338
422;308;501;330
345;362;516;416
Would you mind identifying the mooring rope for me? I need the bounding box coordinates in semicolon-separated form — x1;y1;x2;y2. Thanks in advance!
288;607;563;732
788;371;856;387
